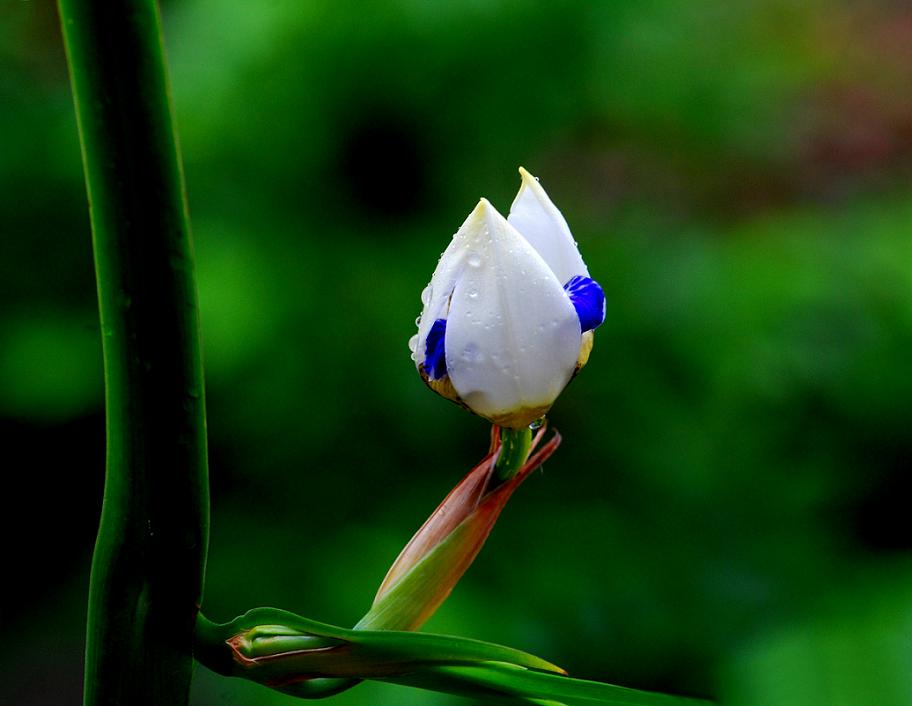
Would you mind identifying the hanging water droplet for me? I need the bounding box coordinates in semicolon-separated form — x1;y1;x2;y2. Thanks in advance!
466;252;482;268
415;315;422;327
420;284;433;306
408;334;418;354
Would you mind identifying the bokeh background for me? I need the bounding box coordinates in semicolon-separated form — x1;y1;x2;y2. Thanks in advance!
2;1;911;704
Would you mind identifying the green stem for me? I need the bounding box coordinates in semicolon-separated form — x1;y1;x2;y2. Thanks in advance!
493;426;533;483
194;610;711;705
58;3;209;705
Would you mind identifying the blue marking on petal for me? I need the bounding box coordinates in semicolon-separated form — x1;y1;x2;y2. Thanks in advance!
424;318;448;380
564;276;606;333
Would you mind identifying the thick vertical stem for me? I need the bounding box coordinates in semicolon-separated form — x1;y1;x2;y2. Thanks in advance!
493;426;533;483
58;2;209;704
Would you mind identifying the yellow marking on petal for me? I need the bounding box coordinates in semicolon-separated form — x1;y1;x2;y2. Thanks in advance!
419;365;470;409
576;330;594;372
486;404;553;430
419;365;552;429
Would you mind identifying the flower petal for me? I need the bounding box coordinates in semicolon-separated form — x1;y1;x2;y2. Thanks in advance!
507;167;589;286
444;200;580;427
424;319;448;380
413;217;471;375
563;275;606;333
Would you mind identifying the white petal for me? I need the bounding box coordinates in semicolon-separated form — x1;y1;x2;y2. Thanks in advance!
444;199;580;425
507;167;589;286
413;210;474;370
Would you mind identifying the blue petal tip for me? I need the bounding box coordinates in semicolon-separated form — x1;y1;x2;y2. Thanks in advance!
564;276;605;333
424;318;448;379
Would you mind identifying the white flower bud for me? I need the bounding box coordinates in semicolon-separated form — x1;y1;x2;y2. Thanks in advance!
411;169;604;428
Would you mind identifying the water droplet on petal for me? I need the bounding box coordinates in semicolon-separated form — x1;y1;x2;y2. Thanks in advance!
408;334;419;355
467;288;478;299
415;315;422;327
462;343;481;362
466;252;482;268
420;285;433;306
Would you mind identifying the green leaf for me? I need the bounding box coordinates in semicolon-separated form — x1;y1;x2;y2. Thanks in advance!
384;662;713;706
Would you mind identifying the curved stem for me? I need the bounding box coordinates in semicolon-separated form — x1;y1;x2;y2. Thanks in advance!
193;610;711;705
58;2;209;704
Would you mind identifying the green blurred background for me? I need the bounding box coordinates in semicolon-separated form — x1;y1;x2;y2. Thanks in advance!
2;1;911;704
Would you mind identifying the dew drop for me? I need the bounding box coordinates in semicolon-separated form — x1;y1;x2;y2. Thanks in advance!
466;252;482;268
420;285;433;306
467;288;479;299
408;334;418;354
462;343;481;362
415;315;422;327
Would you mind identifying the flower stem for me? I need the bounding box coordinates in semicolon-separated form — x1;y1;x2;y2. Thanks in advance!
193;610;711;705
58;2;209;705
493;426;533;483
